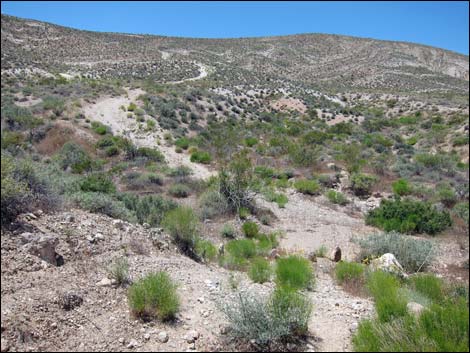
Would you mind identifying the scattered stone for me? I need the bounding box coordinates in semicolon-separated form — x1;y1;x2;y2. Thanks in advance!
158;331;169;343
58;292;83;311
184;330;200;343
94;233;105;241
118;337;125;344
1;338;10;352
65;214;75;223
269;248;280;259
350;322;359;332
144;333;150;341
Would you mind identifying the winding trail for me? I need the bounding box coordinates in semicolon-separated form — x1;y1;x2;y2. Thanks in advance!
81;88;215;180
168;62;208;84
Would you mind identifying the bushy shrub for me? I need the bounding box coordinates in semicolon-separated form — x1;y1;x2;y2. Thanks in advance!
162;206;200;257
221;239;257;270
245;136;258;147
190;151;211;164
276;255;314;291
248;257;272;283
72;192;135;221
221;288;312;348
168;183;190;198
392;178;412;196
79;173;116;193
436;183;457;208
91;121;109;135
366;199;452;235
355;232;436;272
242;221;259;238
221;223;236;238
294;179;320;195
128;271;180;321
350;173;378;197
314;244;328;258
175;137;190;150
336;261;365;284
57;142;92;173
127;102;137;112
107;257;130;286
194;238;217;263
326;190;349;205
118;193;176;226
198;189;230;219
135;147;165;162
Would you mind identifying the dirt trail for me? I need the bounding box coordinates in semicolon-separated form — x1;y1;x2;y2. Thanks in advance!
168;63;208;84
81;88;215;180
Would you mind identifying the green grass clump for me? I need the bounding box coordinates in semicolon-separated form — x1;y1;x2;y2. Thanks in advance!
242;221;259;238
391;178;412;196
107;257;130;286
128;271;180;321
335;261;365;284
366;199;452;235
275;255;314;291
190;151;211;164
326;190;349;205
79;173;116;194
314;244;328;258
194;238;217;263
248;257;272;283
91;121;109;135
222;239;257;270
127;102;137;111
162;206;200;257
244;137;258;147
294;179;320;195
135;147;165;162
409;273;444;303
256;233;279;256
175;137;190;150
350;173;378;197
366;271;407;322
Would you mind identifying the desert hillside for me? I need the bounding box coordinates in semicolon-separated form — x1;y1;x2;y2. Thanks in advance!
1;14;469;353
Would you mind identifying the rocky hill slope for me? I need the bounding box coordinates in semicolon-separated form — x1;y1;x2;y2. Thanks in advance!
2;14;468;93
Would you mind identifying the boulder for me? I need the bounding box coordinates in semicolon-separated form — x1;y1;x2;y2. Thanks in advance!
22;234;60;265
370;253;406;277
407;302;425;317
307;251;317;262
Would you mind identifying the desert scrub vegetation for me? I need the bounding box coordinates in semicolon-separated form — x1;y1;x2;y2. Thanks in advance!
275;255;314;291
168;183;190;198
293;179;320;195
391;178;412;196
198;188;230;219
194;238;217;263
221;287;312;349
248;257;272;283
220;238;258;270
128;271;180;321
56;142;93;173
107;257;130;286
118;193;176;227
366;198;452;235
242;221;259;238
350;173;378;197
190;150;211;164
79;173;116;193
355;232;437;272
90;121;110;135
353;271;469;352
162;206;200;259
326;189;349;205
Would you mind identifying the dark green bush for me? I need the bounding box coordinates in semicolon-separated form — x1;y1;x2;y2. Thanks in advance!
391;178;412;196
366;199;452;235
128;271;180;321
335;261;365;284
175;137;190;150
242;221;259;238
326;190;349;205
117;193;176;226
350;173;378;197
294;179;320;195
221;239;257;270
79;173;116;194
190;151;211;164
168;183;190;198
244;136;258;147
162;206;200;258
57;142;92;173
91;121;109;135
135;147;165;162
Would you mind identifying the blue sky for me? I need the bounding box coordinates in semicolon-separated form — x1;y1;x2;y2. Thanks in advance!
2;1;469;55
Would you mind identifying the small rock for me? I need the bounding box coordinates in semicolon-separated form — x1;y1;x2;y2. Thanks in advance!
127;339;139;349
350;322;359;332
219;325;231;335
184;330;200;343
118;337;125;344
1;338;10;352
307;252;317;262
97;277;113;287
331;246;341;262
197;297;204;304
144;333;150;341
370;253;407;278
269;248;280;259
407;302;425;317
158;331;169;343
94;233;105;241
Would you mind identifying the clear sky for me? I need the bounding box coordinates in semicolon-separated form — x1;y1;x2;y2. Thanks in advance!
2;1;469;55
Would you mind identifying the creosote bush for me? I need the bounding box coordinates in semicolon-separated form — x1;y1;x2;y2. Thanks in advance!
242;221;259;238
162;206;200;259
294;179;320;195
128;271;180;321
366;199;452;235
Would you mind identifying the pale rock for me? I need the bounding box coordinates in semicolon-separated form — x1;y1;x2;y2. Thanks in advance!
158;331;169;343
